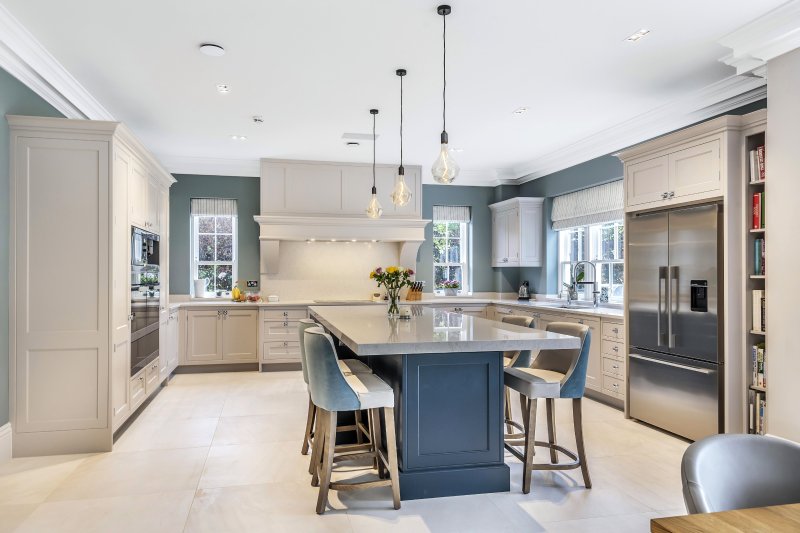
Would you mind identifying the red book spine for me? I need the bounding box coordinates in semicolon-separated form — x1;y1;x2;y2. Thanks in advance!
757;145;766;181
753;193;761;229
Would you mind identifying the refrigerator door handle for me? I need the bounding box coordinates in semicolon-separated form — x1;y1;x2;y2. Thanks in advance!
629;353;713;374
668;265;679;349
658;266;668;346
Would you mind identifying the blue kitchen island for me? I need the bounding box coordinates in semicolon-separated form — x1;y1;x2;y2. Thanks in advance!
308;305;580;500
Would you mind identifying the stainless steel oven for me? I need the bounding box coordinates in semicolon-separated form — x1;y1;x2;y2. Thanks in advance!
131;226;161;376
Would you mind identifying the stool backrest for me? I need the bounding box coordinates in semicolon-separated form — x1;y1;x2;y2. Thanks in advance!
501;315;536;368
297;319;318;385
682;434;800;514
531;322;590;398
304;327;360;412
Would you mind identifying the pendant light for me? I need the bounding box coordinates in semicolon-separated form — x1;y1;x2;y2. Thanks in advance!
431;4;460;184
391;68;412;206
366;109;383;219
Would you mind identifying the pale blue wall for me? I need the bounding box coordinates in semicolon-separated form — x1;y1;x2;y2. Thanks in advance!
0;68;63;426
169;174;261;294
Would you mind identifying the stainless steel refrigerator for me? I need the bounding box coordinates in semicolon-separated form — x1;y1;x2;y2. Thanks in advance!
628;203;723;441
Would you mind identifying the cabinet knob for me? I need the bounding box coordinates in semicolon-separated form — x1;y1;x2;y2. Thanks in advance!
139;376;145;382
612;327;619;334
283;321;288;327
612;364;619;369
661;192;668;199
669;191;675;199
613;345;619;352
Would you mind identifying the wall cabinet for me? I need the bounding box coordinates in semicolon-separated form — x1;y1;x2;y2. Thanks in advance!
129;160;162;232
186;308;258;364
489;198;544;267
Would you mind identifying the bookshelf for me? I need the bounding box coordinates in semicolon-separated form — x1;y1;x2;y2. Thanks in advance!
743;116;767;435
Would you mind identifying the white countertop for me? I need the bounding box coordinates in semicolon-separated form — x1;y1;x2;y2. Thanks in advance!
308;305;582;356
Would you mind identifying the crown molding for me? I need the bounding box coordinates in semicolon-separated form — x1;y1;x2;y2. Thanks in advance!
511;75;766;184
158;155;261;177
0;3;113;120
718;0;800;75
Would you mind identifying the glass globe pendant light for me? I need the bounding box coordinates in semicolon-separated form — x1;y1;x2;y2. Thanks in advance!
431;4;459;184
391;69;412;206
366;109;383;219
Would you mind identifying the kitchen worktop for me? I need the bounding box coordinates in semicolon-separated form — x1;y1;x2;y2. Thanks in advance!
309;305;581;356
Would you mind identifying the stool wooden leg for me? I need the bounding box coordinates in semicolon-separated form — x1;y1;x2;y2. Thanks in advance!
302;395;316;456
522;396;537;494
370;408;386;478
310;409;326;487
546;398;558;464
316;410;338;514
504;388;513;434
573;398;592;489
355;410;364;445
383;407;401;509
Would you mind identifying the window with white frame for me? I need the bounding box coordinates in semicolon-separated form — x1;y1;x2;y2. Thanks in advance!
191;198;238;294
433;205;472;294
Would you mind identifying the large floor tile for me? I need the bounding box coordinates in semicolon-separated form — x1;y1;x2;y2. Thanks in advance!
16;490;194;533
46;447;207;502
220;390;308;418
184;482;353;533
0;504;39;533
0;454;87;505
114;417;219;452
199;441;308;489
212;413;303;446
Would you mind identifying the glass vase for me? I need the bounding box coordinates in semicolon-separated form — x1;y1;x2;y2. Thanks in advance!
387;288;401;317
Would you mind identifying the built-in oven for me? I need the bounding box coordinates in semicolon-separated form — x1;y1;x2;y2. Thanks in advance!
131;226;161;376
132;226;160;267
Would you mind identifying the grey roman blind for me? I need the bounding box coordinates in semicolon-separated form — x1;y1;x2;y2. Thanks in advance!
433;205;472;223
190;198;238;217
551;180;623;230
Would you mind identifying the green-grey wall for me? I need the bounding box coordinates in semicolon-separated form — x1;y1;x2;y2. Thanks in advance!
0;68;63;426
169;174;261;294
418;184;518;293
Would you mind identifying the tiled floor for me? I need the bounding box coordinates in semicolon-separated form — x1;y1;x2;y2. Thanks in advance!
0;371;689;532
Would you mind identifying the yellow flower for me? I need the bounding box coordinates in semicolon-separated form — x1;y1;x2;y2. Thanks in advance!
386;266;398;274
369;271;376;279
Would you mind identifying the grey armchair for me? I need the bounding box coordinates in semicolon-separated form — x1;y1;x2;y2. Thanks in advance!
682;434;800;514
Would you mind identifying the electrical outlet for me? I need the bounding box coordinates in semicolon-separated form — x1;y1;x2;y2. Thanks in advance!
246;280;258;288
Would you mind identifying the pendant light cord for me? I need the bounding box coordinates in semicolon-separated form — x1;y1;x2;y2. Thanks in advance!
442;11;447;133
372;111;377;189
400;74;404;166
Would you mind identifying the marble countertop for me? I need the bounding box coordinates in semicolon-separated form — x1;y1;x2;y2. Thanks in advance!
308;305;582;356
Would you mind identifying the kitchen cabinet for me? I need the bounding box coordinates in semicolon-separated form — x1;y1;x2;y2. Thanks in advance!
130;370;146;412
489;197;544;267
600;319;626;400
159;309;179;381
558;315;602;392
186;308;259;364
129;160;163;232
111;339;131;431
433;305;487;318
144;358;161;395
259;308;309;367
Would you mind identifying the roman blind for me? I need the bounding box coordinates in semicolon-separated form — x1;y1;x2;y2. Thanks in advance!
551;180;623;230
433;205;472;222
190;198;238;217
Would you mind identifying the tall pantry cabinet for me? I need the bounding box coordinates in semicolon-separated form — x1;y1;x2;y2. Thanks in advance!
8;116;174;457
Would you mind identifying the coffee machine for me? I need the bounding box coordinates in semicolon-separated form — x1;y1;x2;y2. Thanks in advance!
518;280;530;301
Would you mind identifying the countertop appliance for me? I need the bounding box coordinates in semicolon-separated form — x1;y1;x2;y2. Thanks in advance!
518;281;530;300
628;203;722;442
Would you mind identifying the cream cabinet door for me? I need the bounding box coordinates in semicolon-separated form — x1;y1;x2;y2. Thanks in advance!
130;372;146;411
147;178;161;233
222;309;258;361
668;140;721;200
626;155;669;208
129;161;148;228
492;210;510;266
166;312;179;374
575;317;601;392
506;208;520;266
111;339;131;430
519;202;542;266
186;310;223;362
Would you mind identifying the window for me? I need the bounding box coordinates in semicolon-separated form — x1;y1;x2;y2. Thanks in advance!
558;221;624;303
191;198;238;294
432;205;472;295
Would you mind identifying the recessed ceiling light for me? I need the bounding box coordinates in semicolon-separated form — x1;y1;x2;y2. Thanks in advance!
216;84;231;94
230;135;247;141
331;239;337;242
625;29;650;43
351;239;357;242
513;107;529;115
199;43;225;57
252;115;264;124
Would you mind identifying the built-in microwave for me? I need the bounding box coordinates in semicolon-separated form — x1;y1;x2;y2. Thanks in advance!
131;226;160;267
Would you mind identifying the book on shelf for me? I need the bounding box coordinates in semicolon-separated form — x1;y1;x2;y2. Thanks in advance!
751;342;766;388
749;145;766;182
758;145;766;181
752;192;765;229
754;237;765;275
752;290;765;332
748;389;767;435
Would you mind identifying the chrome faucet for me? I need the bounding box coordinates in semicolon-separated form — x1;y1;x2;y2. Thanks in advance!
572;261;600;308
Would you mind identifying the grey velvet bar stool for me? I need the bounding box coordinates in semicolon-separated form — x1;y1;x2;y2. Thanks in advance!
500;315;536;436
503;322;592;494
298;319;371;457
304;327;401;514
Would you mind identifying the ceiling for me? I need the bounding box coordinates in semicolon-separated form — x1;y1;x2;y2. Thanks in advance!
0;0;786;184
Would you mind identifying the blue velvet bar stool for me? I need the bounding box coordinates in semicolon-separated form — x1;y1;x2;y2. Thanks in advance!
304;327;401;514
298;319;371;457
500;315;536;436
503;322;592;494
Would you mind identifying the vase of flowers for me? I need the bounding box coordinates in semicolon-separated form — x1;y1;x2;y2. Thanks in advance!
370;266;415;317
438;279;460;296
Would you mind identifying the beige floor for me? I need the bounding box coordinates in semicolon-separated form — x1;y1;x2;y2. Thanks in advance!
0;371;689;532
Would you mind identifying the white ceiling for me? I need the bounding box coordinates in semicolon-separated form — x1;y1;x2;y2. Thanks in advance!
0;0;786;184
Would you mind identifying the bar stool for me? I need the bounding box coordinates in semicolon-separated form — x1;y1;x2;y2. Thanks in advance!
298;319;371;457
503;322;592;494
500;315;536;436
304;327;401;514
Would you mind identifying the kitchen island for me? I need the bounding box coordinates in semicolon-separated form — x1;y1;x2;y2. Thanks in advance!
308;305;581;500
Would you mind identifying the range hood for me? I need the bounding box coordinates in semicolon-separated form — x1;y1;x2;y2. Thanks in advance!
254;215;430;274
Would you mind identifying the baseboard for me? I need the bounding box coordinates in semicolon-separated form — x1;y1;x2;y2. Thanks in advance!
0;423;11;463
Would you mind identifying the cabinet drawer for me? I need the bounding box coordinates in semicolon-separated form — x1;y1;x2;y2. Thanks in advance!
263;319;301;338
130;371;146;409
602;374;624;397
145;358;161;395
602;356;625;377
262;341;301;362
601;338;624;358
602;322;625;342
262;309;307;320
